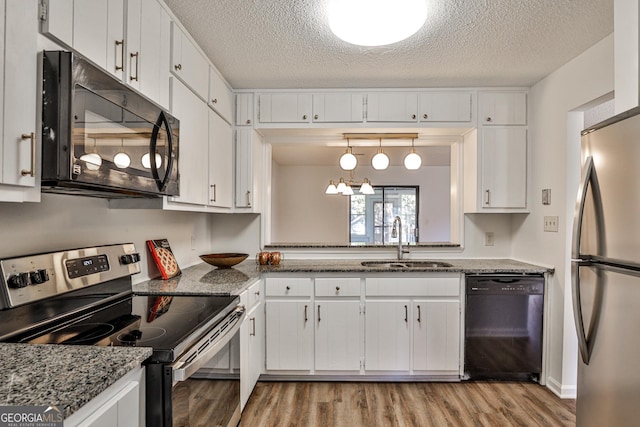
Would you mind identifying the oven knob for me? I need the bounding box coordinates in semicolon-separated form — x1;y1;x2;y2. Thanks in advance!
120;253;141;265
30;269;49;285
7;273;30;288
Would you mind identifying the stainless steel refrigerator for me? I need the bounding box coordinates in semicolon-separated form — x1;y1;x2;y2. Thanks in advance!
572;106;640;426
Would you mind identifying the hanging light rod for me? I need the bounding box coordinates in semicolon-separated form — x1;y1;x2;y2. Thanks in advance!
342;133;419;140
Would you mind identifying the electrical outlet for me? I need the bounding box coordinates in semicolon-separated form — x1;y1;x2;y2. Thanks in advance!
544;216;559;232
485;232;494;246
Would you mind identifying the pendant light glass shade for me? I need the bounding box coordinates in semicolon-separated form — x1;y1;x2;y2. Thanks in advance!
113;152;131;169
336;178;347;193
360;178;375;195
325;180;339;194
404;148;422;170
343;185;354;196
141;153;163;169
339;147;358;170
371;148;390;170
328;0;427;47
80;153;102;171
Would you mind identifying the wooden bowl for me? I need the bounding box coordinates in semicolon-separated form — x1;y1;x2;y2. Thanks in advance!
199;253;248;269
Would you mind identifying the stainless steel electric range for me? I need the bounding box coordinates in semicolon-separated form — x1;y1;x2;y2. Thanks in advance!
0;244;245;427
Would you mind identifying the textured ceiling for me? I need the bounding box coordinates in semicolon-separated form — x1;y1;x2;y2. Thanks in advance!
163;0;613;89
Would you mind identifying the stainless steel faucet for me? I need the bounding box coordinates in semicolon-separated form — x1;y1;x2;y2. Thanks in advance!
391;216;410;260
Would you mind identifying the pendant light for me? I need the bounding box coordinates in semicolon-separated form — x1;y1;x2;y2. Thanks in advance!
79;138;102;171
325;180;339;194
336;178;348;194
343;185;354;196
360;178;375;195
403;138;422;170
371;138;389;170
339;139;357;171
328;0;428;47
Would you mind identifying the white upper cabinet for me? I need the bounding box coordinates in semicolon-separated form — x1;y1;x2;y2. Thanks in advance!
0;0;39;201
479;91;527;125
40;0;73;48
171;22;209;99
126;0;171;108
236;93;254;126
235;129;262;212
419;91;472;123
312;93;364;123
259;93;311;123
208;109;233;208
209;67;233;123
481;127;527;209
367;92;418;122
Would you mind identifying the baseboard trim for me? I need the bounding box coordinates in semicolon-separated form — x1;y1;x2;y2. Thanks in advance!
546;376;577;399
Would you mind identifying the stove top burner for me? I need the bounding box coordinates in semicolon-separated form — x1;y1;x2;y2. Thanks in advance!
61;323;115;344
117;327;167;345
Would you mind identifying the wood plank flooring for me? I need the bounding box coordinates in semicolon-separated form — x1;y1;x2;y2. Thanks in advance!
177;380;575;427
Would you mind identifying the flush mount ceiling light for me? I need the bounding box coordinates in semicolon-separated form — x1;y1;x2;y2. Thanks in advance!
371;139;390;170
328;0;427;47
403;138;422;170
339;139;357;170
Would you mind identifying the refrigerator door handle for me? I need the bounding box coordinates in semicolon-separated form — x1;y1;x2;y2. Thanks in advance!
571;262;591;364
571;155;606;260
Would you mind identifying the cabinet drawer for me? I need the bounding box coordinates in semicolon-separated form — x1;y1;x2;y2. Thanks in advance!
315;278;360;297
265;277;312;297
365;276;460;297
240;279;262;309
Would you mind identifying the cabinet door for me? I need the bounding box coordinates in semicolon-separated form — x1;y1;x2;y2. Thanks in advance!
77;381;140;427
479;91;527;125
412;300;460;372
208;109;233;208
241;302;264;409
365;300;410;371
209;67;233;123
171;23;208;99
170;79;208;205
235;129;253;208
265;301;313;371
315;301;361;371
259;94;311;123
419;91;472;122
40;0;73;47
481;127;527;208
106;0;125;81
366;92;418;122
124;0;141;91
236;93;253;126
2;0;37;188
312;93;364;123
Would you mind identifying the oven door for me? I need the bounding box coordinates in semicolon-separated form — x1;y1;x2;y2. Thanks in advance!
146;305;245;427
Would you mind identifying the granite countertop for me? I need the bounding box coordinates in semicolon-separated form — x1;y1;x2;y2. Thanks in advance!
257;259;552;274
0;344;152;419
133;260;261;295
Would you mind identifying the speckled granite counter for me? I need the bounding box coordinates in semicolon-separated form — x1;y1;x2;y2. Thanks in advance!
0;344;151;419
257;259;552;274
133;260;260;295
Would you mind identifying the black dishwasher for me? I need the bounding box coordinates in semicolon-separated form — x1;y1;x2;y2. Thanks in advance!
465;275;544;381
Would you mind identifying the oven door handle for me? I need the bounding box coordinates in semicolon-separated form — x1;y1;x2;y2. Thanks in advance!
170;306;245;385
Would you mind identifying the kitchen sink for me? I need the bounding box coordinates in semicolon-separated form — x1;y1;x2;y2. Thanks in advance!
360;261;453;269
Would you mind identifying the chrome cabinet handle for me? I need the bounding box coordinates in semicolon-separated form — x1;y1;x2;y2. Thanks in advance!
250;317;256;336
174;63;182;71
317;305;321;322
304;304;308;322
423;113;428;119
115;40;124;71
20;132;35;177
246;190;251;207
213;184;217;202
130;52;139;81
485;189;491;205
417;305;421;323
404;305;408;323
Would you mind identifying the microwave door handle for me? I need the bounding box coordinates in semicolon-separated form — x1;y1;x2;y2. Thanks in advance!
150;111;174;192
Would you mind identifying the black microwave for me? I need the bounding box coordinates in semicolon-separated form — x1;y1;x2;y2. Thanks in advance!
41;51;179;198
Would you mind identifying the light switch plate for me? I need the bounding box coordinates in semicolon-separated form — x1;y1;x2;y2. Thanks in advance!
485;231;494;246
544;216;559;232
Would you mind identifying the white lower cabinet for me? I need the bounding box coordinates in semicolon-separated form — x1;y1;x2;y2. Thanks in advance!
364;300;411;371
65;367;145;427
265;300;313;371
315;300;361;371
240;279;264;410
412;300;460;373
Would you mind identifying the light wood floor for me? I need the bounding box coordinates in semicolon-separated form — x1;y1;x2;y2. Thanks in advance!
177;380;576;427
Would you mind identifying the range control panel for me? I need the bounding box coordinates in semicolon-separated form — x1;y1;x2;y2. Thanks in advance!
0;244;141;309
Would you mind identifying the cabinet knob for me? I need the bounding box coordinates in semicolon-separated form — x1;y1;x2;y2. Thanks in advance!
335;286;340;291
423;113;428;119
411;114;416;120
246;119;251;125
302;114;308;120
286;285;291;291
174;63;182;71
212;98;218;104
314;114;319;120
485;116;492;122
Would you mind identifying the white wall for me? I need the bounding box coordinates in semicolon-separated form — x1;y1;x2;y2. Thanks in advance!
511;34;615;397
270;164;451;243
